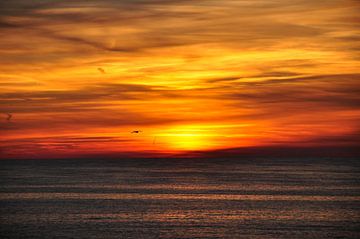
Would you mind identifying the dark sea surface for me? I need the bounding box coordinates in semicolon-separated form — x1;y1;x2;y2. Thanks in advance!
0;157;359;239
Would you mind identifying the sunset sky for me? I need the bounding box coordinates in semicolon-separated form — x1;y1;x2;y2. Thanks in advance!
0;0;359;159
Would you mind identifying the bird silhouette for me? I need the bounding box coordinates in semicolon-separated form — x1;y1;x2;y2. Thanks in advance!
6;113;12;121
131;130;142;134
97;68;106;74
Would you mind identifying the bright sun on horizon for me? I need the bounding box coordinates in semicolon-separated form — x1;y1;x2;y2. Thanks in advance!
159;126;217;151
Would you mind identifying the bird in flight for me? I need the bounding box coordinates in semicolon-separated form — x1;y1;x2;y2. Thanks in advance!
6;113;12;121
97;67;106;74
131;130;142;133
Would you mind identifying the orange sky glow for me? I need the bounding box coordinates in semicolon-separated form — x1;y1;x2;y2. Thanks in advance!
0;0;359;158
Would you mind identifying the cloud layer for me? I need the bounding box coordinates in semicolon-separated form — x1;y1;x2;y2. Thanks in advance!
1;0;359;158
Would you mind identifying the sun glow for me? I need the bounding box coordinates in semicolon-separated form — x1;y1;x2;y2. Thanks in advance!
163;133;212;150
156;125;217;151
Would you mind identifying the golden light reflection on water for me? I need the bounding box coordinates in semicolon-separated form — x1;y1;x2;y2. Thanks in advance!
1;193;359;201
5;184;359;191
1;158;359;238
4;210;358;224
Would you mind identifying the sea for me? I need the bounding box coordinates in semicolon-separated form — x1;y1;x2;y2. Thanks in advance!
0;157;359;238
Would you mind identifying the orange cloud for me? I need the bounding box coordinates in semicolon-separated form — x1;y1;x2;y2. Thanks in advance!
0;0;359;158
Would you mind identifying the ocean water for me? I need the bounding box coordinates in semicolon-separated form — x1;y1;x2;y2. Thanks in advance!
0;158;359;239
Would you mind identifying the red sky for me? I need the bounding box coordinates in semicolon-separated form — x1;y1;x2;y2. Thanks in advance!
0;0;359;159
